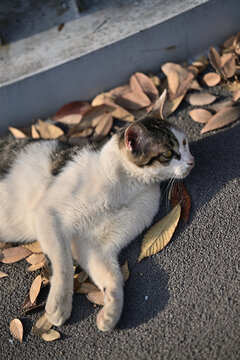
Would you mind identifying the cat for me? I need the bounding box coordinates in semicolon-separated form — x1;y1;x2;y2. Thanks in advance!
0;90;194;331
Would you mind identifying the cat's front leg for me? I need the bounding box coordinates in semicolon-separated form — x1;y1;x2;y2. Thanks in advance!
84;250;123;331
34;206;74;326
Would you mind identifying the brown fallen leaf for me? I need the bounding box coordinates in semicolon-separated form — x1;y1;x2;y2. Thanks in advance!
121;261;130;282
0;270;9;278
28;260;45;272
1;247;31;263
211;100;233;112
69;128;93;140
138;204;181;262
200;106;240;134
192;55;208;73
55;114;83;125
86;291;104;306
31;125;40;139
188;109;212;123
190;79;202;91
22;294;36;310
115;91;151;110
233;89;240;102
10;318;23;343
8;127;26;138
74;270;88;291
20;302;45;316
75;282;99;294
130;72;159;102
221;54;236;78
30;275;42;304
0;242;12;250
173;72;194;99
92;113;113;141
162;63;189;83
53;101;91;120
38;119;64;139
223;34;236;49
22;241;43;253
31;312;52;335
209;47;222;74
202;72;221;87
92;95;134;123
164;94;185;117
186;93;216;106
222;80;240;92
170;181;191;223
41;329;61;342
26;253;45;265
168;71;179;94
71;105;113;131
148;73;161;87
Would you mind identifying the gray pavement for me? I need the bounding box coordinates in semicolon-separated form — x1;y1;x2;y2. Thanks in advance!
0;96;240;359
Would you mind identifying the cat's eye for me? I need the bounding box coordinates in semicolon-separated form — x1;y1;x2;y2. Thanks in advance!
182;139;186;146
162;150;173;159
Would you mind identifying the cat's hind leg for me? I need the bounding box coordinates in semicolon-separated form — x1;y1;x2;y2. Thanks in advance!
34;207;74;326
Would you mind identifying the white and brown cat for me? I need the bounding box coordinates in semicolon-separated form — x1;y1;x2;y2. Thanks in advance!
0;91;194;331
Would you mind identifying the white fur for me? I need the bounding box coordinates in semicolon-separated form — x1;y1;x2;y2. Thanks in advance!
0;129;193;331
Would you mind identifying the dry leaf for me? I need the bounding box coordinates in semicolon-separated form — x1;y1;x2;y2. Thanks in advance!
121;261;130;282
190;79;202;91
22;294;36;309
86;291;104;306
74;270;88;291
31;125;40;139
53;101;91;120
1;247;31;263
41;329;61;342
10;319;23;343
164;95;185;117
20;302;45;316
116;91;151;110
170;181;191;223
75;282;99;294
138;204;181;262
203;72;221;87
28;260;45;272
56;114;83;125
0;270;9;278
209;47;222;73
92;95;134;122
37;119;64;139
74;105;113;131
189;109;212;123
8;127;26;138
211;100;233;112
186;93;216;106
148;73;161;87
233;89;240;102
223;35;236;49
26;253;45;265
22;241;43;253
32;313;52;335
168;71;179;94
92;113;113;141
200;106;240;134
222;80;240;92
30;275;42;304
131;72;159;102
69;128;93;140
192;55;208;73
173;72;194;99
221;54;236;78
162;63;189;82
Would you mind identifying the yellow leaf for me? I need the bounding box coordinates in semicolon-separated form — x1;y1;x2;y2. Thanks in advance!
138;204;181;262
10;318;23;342
29;275;42;304
31;313;52;335
41;329;61;341
22;241;43;253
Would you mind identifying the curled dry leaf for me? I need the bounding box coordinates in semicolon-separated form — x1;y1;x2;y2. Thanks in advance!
121;261;130;282
186;93;216;106
92;113;113;141
221;54;236;78
74;270;88;291
162;63;189;83
37;119;64;139
22;241;43;253
92;95;134;122
138;204;181;262
28;260;45;272
75;282;99;294
53;101;91;120
1;246;31;263
8;127;26;138
209;47;222;74
190;79;202;91
30;274;42;304
0;270;9;278
168;71;179;94
189;109;212;123
211;100;233;112
203;72;221;87
22;294;36;309
56;114;83;125
10;318;23;343
233;89;240;102
130;72;159;102
115;91;151;110
41;329;61;342
170;181;191;223
86;291;104;306
69;128;93;140
26;253;45;265
192;55;208;73
164;95;185;117
200;106;240;134
31;125;40;139
0;242;12;250
73;105;113;131
31;312;52;335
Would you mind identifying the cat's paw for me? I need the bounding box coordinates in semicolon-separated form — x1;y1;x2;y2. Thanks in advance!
97;308;117;331
46;292;72;326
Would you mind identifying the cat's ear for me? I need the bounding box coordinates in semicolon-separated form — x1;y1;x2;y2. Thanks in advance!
124;123;148;153
150;89;167;119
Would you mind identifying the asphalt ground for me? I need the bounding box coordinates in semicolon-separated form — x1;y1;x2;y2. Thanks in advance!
0;86;240;360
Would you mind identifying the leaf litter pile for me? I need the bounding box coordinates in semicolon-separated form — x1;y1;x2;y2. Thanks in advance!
1;32;240;342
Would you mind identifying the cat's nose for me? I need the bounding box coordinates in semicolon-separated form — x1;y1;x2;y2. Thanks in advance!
187;156;195;166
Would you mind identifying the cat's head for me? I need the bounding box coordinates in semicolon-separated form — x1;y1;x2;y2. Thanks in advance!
118;90;194;181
